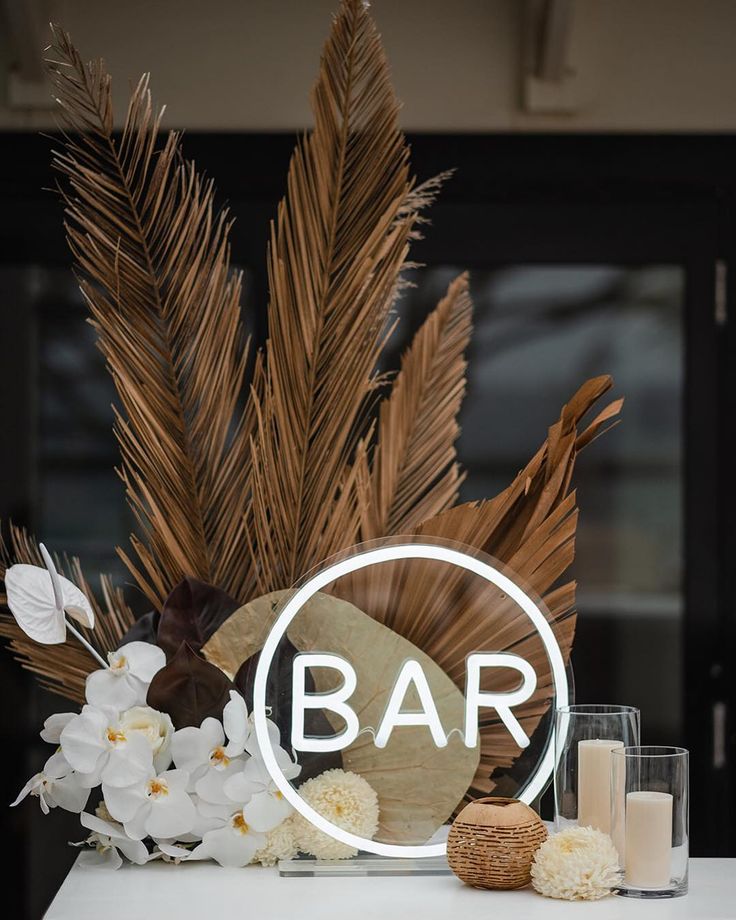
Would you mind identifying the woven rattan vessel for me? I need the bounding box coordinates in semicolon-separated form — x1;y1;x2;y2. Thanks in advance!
447;796;548;889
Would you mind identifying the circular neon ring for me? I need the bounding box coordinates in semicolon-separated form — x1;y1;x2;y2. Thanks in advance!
253;542;568;858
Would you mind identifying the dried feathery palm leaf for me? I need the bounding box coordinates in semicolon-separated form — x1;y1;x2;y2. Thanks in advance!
248;0;418;594
0;525;135;704
45;27;253;608
360;272;472;538
0;621;94;705
334;376;622;799
399;169;454;240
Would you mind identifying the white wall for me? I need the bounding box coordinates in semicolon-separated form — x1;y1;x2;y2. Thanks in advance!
1;0;736;131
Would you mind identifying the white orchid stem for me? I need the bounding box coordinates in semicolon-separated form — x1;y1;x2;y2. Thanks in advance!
64;617;108;669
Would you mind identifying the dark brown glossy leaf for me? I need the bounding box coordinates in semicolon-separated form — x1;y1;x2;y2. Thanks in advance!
234;640;342;784
157;578;239;659
147;642;233;729
119;610;160;647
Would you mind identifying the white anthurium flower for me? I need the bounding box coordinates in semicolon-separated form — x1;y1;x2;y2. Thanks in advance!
60;705;153;788
171;717;246;794
73;812;151;869
11;750;90;815
189;810;266;867
103;768;196;841
224;748;300;832
85;642;166;710
40;712;76;744
118;706;174;772
4;548;94;645
222;690;249;756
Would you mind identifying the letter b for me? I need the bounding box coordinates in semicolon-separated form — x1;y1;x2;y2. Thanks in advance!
291;653;360;753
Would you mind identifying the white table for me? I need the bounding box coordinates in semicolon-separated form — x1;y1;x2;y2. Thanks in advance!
45;857;736;919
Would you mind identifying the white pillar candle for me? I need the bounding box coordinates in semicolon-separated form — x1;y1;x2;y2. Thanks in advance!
577;739;623;833
624;791;673;888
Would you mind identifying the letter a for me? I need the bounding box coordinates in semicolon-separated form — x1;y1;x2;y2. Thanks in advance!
375;659;447;749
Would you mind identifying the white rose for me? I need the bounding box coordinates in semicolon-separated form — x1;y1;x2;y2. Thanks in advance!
119;706;174;772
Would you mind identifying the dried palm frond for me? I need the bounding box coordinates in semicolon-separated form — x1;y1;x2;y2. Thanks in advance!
247;0;419;594
360;272;472;538
45;27;253;609
0;525;135;703
334;376;623;799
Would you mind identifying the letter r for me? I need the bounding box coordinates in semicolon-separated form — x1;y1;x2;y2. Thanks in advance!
464;653;537;749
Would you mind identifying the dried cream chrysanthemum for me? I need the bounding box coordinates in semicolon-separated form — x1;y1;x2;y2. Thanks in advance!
253;815;299;867
531;826;622;900
291;768;379;860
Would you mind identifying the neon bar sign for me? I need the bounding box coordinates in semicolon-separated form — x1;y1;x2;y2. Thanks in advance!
253;542;568;858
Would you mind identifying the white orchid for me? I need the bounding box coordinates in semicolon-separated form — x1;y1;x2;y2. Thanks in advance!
224;747;300;832
222;690;250;756
4;544;96;648
40;712;76;744
174;795;232;842
11;750;89;815
73;812;151;869
60;705;153;788
189;810;266;867
118;706;174;772
103;768;196;841
85;642;166;710
152;840;192;863
170;715;247;796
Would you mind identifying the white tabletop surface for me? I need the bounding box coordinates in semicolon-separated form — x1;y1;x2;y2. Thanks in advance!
45;856;736;920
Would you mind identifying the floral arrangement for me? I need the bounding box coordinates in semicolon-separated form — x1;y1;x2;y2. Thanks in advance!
531;827;622;901
7;544;378;868
1;0;623;869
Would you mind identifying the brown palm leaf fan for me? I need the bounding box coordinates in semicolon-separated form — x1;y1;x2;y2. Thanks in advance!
337;376;622;801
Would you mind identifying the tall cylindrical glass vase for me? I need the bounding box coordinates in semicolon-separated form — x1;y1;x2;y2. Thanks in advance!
611;746;689;899
554;704;640;837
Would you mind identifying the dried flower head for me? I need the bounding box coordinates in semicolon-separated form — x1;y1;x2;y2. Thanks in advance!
291;768;379;860
531;826;622;900
253;815;300;867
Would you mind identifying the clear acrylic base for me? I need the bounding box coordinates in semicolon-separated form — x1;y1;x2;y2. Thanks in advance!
279;853;452;877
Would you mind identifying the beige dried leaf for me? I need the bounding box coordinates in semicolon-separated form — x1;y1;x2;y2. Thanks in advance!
203;589;479;843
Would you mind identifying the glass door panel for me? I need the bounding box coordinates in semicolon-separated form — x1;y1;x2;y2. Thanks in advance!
395;264;684;744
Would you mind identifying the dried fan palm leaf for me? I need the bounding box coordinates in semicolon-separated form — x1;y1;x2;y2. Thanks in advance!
248;0;417;593
334;376;622;799
0;525;135;703
360;273;472;538
45;27;253;608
